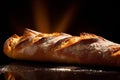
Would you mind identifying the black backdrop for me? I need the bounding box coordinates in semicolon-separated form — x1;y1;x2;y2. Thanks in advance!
0;0;119;63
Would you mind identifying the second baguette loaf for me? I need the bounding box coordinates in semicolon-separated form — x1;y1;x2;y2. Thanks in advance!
3;28;120;67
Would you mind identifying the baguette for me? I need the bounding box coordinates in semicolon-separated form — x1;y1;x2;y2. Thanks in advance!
3;28;120;67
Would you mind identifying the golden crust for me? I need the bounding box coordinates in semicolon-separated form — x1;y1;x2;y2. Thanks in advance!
3;28;120;67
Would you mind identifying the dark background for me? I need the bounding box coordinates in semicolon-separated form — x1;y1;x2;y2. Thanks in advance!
0;0;119;63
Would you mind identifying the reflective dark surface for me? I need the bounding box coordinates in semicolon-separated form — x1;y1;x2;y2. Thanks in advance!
1;61;120;80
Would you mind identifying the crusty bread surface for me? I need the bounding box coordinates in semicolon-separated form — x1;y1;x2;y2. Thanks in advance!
3;28;120;67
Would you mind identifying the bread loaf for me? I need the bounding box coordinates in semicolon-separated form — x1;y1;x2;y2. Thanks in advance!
3;28;120;67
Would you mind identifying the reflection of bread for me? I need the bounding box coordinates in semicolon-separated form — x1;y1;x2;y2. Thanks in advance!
3;28;120;66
